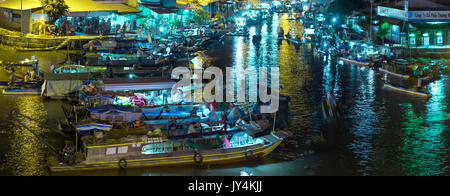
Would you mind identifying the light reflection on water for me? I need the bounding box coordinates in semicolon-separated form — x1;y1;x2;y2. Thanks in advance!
0;13;449;176
0;96;50;176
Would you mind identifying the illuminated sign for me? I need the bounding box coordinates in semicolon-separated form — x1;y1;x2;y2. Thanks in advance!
408;11;450;21
377;6;407;20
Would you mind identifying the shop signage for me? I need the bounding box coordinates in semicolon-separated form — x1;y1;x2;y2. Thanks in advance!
377;6;407;20
408;11;450;21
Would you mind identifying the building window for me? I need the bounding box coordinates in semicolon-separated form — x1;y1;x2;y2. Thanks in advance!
106;147;117;155
118;146;128;154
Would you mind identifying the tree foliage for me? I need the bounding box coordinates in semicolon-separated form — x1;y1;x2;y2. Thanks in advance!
192;9;210;24
40;0;69;23
377;19;390;39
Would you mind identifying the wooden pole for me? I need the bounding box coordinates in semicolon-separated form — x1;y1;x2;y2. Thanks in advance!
74;105;78;153
272;112;277;134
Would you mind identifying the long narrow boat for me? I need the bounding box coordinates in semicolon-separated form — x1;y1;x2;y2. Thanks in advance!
378;68;410;79
0;81;43;89
340;57;372;67
49;129;291;172
383;81;430;97
2;83;42;95
2;88;41;95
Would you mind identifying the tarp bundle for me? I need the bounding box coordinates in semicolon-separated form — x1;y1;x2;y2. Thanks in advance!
75;122;113;132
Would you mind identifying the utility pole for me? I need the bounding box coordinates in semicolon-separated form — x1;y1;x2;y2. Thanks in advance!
370;0;373;43
21;0;23;36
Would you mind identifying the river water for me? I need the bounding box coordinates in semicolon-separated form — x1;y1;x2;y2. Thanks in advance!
0;13;449;176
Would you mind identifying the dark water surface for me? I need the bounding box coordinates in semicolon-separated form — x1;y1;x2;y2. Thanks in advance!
0;13;449;176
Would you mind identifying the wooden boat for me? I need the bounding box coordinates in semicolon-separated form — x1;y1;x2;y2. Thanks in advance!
340;57;372;67
0;59;38;67
49;128;291;172
0;81;43;89
54;65;106;73
383;81;430;97
226;32;250;37
378;68;410;79
2;87;41;95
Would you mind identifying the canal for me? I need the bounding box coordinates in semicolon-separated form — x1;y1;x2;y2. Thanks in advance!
0;13;449;176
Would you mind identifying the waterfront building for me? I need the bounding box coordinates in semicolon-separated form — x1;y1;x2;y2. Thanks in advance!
0;0;141;35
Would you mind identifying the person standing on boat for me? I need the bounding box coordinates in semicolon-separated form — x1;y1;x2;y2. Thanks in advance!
33;60;39;77
220;111;228;132
8;68;16;87
137;48;143;66
162;91;168;105
106;54;111;69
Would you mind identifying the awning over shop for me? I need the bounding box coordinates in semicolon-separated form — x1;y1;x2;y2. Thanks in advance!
140;4;178;14
0;0;41;10
104;3;141;14
103;77;176;91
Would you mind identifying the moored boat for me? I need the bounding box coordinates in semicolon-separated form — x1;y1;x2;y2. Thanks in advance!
382;81;430;97
378;68;410;79
49;128;291;172
2;87;41;95
340;57;372;67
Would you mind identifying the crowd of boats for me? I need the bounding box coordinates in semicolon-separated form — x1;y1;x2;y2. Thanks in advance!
309;18;447;98
0;13;296;172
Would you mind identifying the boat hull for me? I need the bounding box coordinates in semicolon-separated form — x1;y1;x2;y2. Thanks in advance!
50;133;287;172
383;82;430;97
2;88;41;95
340;57;371;67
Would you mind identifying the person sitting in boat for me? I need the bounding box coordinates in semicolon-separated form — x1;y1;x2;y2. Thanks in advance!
235;117;247;129
24;72;31;82
31;69;37;80
188;122;199;134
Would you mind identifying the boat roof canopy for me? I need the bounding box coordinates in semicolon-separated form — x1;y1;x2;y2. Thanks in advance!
103;77;176;91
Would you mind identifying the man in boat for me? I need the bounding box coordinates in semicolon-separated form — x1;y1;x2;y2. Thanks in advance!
8;68;16;87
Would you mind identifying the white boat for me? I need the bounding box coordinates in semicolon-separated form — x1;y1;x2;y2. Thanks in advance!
340;57;371;67
378;68;410;79
383;82;430;97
